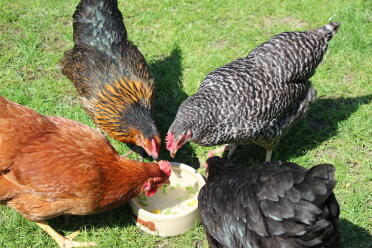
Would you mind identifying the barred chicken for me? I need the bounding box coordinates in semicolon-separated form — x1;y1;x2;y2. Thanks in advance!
0;95;171;248
198;156;341;248
60;0;160;159
166;22;340;161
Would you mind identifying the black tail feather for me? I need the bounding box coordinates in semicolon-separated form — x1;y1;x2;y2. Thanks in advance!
73;0;127;51
304;163;336;207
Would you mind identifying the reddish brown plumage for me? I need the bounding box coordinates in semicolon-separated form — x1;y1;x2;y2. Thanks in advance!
0;96;170;222
0;96;54;172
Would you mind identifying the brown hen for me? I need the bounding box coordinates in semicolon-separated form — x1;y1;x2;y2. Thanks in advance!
0;96;171;248
60;0;160;159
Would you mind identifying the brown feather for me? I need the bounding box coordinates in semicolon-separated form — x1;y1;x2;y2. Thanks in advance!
0;96;55;172
0;96;169;222
93;77;153;141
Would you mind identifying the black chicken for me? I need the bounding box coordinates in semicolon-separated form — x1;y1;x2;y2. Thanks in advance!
198;156;341;248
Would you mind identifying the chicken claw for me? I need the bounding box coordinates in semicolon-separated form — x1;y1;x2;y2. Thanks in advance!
59;239;97;248
207;144;237;160
36;222;96;248
66;231;81;241
207;146;226;158
123;150;135;157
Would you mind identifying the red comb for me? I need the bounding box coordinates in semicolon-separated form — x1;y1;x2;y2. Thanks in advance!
158;160;172;178
165;132;174;150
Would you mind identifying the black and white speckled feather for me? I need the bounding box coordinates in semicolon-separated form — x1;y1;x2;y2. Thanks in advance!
198;157;341;248
168;23;340;151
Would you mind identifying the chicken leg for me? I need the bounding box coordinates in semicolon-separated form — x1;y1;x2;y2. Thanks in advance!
36;222;96;248
265;150;272;162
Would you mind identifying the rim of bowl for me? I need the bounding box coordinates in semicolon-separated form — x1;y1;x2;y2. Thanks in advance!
130;162;206;221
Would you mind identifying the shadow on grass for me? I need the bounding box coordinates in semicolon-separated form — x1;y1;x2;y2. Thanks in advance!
232;94;372;165
49;204;134;234
339;218;372;248
150;46;199;169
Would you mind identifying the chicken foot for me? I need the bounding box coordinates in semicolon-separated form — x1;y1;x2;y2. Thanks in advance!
207;144;237;160
123;150;144;162
36;222;96;248
123;150;135;157
208;145;272;162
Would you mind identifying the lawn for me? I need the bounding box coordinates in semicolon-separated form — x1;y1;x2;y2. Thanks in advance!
0;0;371;247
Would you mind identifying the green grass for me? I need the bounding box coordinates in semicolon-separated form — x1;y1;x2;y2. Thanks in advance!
0;0;371;247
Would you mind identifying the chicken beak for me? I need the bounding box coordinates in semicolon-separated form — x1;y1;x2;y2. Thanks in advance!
164;178;171;185
152;154;159;161
170;150;177;158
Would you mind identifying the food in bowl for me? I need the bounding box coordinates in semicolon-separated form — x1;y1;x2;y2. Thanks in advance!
135;181;198;216
129;162;205;236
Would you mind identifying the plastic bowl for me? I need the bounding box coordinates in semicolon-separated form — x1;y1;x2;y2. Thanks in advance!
129;162;206;237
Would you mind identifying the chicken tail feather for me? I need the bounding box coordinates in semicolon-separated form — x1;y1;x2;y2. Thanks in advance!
0;174;17;202
316;22;340;41
302;163;336;207
73;0;127;52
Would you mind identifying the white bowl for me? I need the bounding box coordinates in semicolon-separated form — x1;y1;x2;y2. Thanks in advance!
129;162;206;237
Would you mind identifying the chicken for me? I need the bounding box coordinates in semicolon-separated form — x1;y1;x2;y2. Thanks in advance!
60;0;160;160
166;22;340;161
0;95;171;248
198;156;341;248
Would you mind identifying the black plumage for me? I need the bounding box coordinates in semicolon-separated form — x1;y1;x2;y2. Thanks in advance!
198;157;341;248
166;23;340;161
